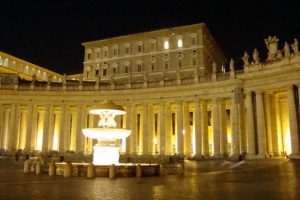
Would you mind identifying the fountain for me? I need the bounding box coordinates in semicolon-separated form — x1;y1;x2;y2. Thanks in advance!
82;100;131;165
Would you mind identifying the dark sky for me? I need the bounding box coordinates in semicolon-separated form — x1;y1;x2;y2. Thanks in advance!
0;0;299;74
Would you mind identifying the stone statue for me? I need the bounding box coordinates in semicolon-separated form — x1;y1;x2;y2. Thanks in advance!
265;36;279;61
229;58;235;72
291;38;299;56
283;42;290;58
212;61;217;74
277;50;283;59
242;52;249;66
252;49;260;64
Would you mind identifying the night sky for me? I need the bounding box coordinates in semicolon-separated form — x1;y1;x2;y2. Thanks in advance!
0;1;299;74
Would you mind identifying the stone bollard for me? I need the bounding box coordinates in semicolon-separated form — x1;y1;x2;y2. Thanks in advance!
86;163;95;179
23;160;31;173
63;162;72;178
136;164;142;178
36;160;42;175
159;163;165;176
178;163;184;176
48;161;56;176
109;164;117;179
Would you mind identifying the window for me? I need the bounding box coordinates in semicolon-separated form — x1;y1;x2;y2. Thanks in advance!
150;39;156;51
87;53;91;60
138;45;143;53
164;61;169;69
164;40;169;50
125;66;129;73
96;51;100;58
126;47;130;54
178;60;182;68
104;51;108;57
103;68;107;76
137;64;142;72
191;34;197;45
113;67;117;74
113;49;117;56
151;63;155;71
192;58;197;66
177;39;183;48
95;69;99;76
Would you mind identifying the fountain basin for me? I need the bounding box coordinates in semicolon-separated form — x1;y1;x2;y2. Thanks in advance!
82;128;131;140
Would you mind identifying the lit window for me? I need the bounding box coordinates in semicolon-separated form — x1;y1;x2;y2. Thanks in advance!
178;39;183;48
164;41;169;49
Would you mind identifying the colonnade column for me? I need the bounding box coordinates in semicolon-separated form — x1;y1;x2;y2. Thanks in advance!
212;98;221;157
230;95;240;157
147;104;154;154
130;104;137;154
287;85;300;158
48;106;55;151
194;99;202;156
1;107;10;149
183;102;191;156
59;105;66;153
176;100;183;154
275;95;283;154
0;104;3;149
142;104;148;154
245;91;256;158
8;105;16;151
76;105;85;153
42;105;50;152
264;93;273;154
219;99;227;155
160;102;166;154
256;90;267;158
201;100;209;156
13;105;21;151
18;107;27;150
125;105;132;154
165;103;172;154
239;97;246;153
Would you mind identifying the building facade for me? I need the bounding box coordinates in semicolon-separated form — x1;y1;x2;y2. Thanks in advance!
0;23;300;159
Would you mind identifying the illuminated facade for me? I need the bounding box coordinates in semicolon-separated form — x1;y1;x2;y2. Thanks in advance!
0;23;300;159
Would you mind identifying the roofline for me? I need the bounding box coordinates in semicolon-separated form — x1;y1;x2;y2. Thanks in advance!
81;23;206;46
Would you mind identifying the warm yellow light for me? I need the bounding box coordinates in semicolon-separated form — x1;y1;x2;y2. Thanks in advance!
182;130;185;135
37;130;43;151
177;39;183;48
164;41;169;49
93;145;120;165
52;132;58;151
227;134;232;143
154;137;157;145
285;128;292;155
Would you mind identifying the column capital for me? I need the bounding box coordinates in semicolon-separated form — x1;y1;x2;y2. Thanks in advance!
255;89;263;95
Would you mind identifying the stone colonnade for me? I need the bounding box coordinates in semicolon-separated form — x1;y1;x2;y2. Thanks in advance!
0;85;300;159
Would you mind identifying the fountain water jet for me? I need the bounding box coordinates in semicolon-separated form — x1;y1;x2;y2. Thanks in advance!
82;100;131;165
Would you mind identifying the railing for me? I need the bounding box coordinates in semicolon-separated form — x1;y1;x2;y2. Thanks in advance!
0;71;244;91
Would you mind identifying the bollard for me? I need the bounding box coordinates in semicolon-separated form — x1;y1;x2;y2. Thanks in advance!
86;163;95;179
159;163;165;176
23;160;30;173
178;163;184;176
63;162;72;178
36;160;42;175
136;164;142;178
48;161;56;176
109;164;117;178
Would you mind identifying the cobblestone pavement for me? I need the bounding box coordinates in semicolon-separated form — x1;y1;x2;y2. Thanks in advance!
0;158;299;200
